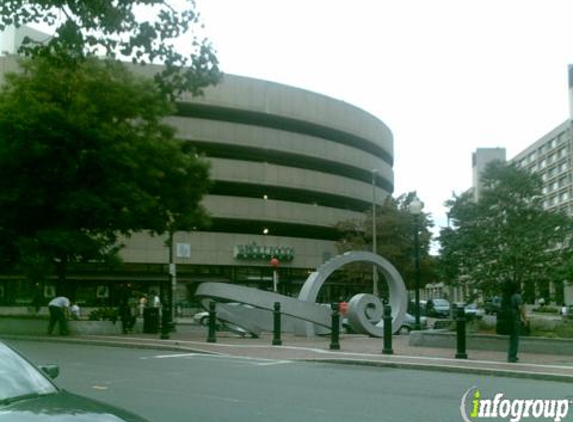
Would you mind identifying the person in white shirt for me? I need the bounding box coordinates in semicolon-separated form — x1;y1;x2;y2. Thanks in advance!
47;296;70;335
150;291;161;308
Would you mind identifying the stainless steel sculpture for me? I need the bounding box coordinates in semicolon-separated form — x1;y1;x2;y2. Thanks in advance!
195;251;407;337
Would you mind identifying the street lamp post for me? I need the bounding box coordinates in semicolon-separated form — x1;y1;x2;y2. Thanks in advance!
372;169;378;297
408;197;423;330
160;228;175;340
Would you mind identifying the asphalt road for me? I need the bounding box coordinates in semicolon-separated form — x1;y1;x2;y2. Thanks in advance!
6;340;573;422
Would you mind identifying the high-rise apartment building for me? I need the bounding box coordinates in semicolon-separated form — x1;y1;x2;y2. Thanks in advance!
512;121;572;214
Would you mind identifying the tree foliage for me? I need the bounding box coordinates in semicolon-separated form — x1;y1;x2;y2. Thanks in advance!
0;56;211;284
0;0;220;97
438;161;573;301
335;193;435;291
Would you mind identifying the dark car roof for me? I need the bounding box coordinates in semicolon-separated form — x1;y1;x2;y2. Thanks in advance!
0;391;150;422
0;340;150;422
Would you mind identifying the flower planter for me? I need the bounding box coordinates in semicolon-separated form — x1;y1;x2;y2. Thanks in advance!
0;317;128;336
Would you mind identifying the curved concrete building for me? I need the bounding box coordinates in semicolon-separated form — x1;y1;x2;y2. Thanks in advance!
0;52;394;305
119;73;394;298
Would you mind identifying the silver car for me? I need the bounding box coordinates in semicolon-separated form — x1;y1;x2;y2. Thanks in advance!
375;313;428;334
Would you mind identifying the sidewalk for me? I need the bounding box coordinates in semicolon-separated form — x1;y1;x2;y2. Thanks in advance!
11;323;573;383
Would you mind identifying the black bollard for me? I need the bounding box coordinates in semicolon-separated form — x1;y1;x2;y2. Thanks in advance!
330;302;341;350
272;302;282;346
207;301;217;343
455;305;468;359
382;304;394;355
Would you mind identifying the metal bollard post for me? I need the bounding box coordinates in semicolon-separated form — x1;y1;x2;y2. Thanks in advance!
207;301;217;343
455;305;468;359
330;302;340;350
382;304;394;355
272;302;282;346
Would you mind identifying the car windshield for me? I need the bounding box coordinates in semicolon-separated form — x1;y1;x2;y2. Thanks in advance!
433;299;449;306
0;342;58;403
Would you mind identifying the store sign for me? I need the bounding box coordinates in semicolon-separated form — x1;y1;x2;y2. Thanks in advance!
233;242;294;261
176;243;191;258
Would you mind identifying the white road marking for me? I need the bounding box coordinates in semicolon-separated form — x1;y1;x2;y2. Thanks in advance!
143;352;293;366
141;353;204;359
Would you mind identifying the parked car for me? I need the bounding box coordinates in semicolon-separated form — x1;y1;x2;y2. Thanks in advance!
407;300;427;317
193;310;211;326
343;312;428;334
426;298;451;318
193;302;254;327
463;303;485;320
192;303;255;337
0;340;149;422
376;312;428;334
484;296;502;315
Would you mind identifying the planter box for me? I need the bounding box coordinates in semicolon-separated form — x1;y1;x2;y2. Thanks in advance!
70;320;124;335
410;330;573;355
0;317;136;336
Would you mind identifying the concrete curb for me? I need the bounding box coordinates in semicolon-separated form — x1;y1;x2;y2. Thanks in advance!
303;358;573;383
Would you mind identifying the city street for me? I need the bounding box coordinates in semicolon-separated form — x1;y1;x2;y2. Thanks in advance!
6;339;572;422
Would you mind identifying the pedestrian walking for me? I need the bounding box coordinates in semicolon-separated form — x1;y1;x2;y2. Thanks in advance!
143;290;161;333
137;294;147;318
150;290;161;309
500;280;527;363
119;291;136;334
47;296;70;335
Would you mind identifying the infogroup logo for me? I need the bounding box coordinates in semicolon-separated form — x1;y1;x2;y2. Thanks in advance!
460;387;571;422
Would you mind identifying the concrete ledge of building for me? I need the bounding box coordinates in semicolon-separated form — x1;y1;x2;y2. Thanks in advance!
0;316;143;336
409;329;573;355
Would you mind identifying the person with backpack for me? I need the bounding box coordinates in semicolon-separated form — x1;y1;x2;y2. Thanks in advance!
496;280;528;362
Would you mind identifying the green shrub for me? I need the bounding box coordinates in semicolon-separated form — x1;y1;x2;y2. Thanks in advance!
88;307;118;322
0;314;49;320
531;322;573;338
532;306;559;314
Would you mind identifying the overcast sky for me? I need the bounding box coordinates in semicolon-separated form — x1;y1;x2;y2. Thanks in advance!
195;0;573;235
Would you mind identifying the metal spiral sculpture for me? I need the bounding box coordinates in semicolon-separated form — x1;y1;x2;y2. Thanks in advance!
195;251;407;337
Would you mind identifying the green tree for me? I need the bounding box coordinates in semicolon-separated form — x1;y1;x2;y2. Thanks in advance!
0;0;220;97
0;56;211;291
438;161;573;302
336;193;434;292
